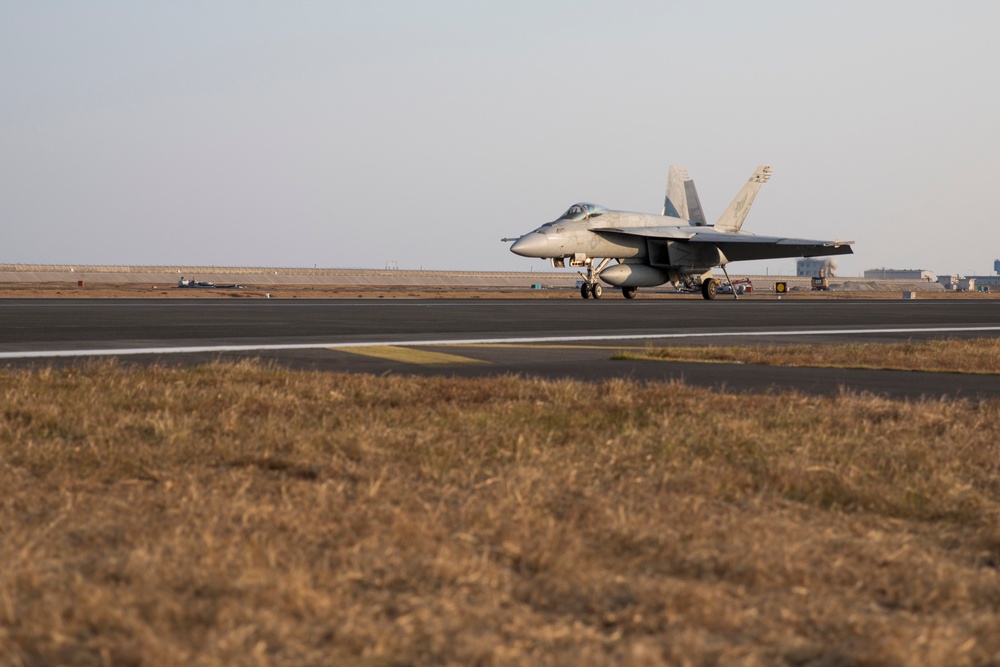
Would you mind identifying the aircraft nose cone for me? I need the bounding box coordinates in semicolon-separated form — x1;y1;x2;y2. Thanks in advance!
510;232;549;257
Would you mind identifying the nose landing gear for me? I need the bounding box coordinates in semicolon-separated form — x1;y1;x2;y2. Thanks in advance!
578;258;612;300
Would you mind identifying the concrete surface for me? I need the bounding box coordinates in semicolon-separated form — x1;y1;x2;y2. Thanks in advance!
1;298;998;399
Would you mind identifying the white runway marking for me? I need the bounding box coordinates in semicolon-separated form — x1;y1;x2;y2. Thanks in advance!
2;326;1000;360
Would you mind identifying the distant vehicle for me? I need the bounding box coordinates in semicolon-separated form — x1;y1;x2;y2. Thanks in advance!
718;277;754;295
506;165;853;300
177;277;215;288
811;269;830;291
176;277;244;289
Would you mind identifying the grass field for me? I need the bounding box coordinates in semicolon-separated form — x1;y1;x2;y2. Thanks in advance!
2;361;1000;665
616;338;1000;375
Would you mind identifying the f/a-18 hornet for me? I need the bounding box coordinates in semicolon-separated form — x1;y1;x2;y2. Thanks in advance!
506;165;853;300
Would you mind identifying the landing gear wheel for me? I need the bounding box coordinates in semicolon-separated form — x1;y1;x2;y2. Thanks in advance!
581;283;591;299
701;278;719;300
591;283;603;299
622;287;638;300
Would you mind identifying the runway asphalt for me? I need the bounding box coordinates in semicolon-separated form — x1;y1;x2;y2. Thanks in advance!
2;297;999;399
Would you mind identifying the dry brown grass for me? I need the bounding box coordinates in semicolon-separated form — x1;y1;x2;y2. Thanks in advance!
2;362;1000;665
619;338;1000;374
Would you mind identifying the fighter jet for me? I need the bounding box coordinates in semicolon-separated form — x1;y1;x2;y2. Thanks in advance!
506;165;853;300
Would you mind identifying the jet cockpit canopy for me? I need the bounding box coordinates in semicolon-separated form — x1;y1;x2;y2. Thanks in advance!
559;202;607;221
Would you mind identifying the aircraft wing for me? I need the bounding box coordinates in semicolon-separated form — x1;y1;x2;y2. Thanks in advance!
688;230;854;261
601;227;854;262
599;226;696;240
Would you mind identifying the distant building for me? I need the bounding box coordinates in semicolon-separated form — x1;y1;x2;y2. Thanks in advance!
937;275;960;291
863;268;936;282
797;258;837;277
994;259;1000;275
966;275;1000;288
939;271;1000;291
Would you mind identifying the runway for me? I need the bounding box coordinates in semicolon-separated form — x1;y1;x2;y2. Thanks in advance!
2;298;999;399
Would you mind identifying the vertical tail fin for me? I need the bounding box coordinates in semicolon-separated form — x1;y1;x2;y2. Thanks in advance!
662;166;708;225
684;179;707;226
713;165;772;232
662;166;689;218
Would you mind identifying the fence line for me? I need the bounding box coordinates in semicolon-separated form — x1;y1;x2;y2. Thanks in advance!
0;264;561;278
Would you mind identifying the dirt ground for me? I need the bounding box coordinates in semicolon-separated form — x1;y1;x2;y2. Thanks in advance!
1;282;996;300
0;283;560;299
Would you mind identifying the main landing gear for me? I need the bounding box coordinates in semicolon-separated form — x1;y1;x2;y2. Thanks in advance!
701;264;740;301
622;287;638;299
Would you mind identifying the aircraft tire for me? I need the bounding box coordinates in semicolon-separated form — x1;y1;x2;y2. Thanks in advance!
580;284;591;299
591;283;603;299
622;287;638;300
701;278;718;300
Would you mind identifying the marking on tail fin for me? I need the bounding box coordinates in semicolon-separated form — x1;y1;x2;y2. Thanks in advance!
714;165;772;232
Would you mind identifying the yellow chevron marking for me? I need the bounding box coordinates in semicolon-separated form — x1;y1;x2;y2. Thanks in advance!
334;346;487;365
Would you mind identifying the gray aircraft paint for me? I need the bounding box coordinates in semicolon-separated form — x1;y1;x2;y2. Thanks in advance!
509;166;853;299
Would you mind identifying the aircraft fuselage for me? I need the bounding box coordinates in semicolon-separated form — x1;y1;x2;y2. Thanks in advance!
505;167;853;300
511;211;681;262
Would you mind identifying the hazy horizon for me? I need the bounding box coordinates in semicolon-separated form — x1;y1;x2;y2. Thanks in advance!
3;2;998;278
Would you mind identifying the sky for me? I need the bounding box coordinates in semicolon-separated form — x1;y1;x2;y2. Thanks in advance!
2;1;998;276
